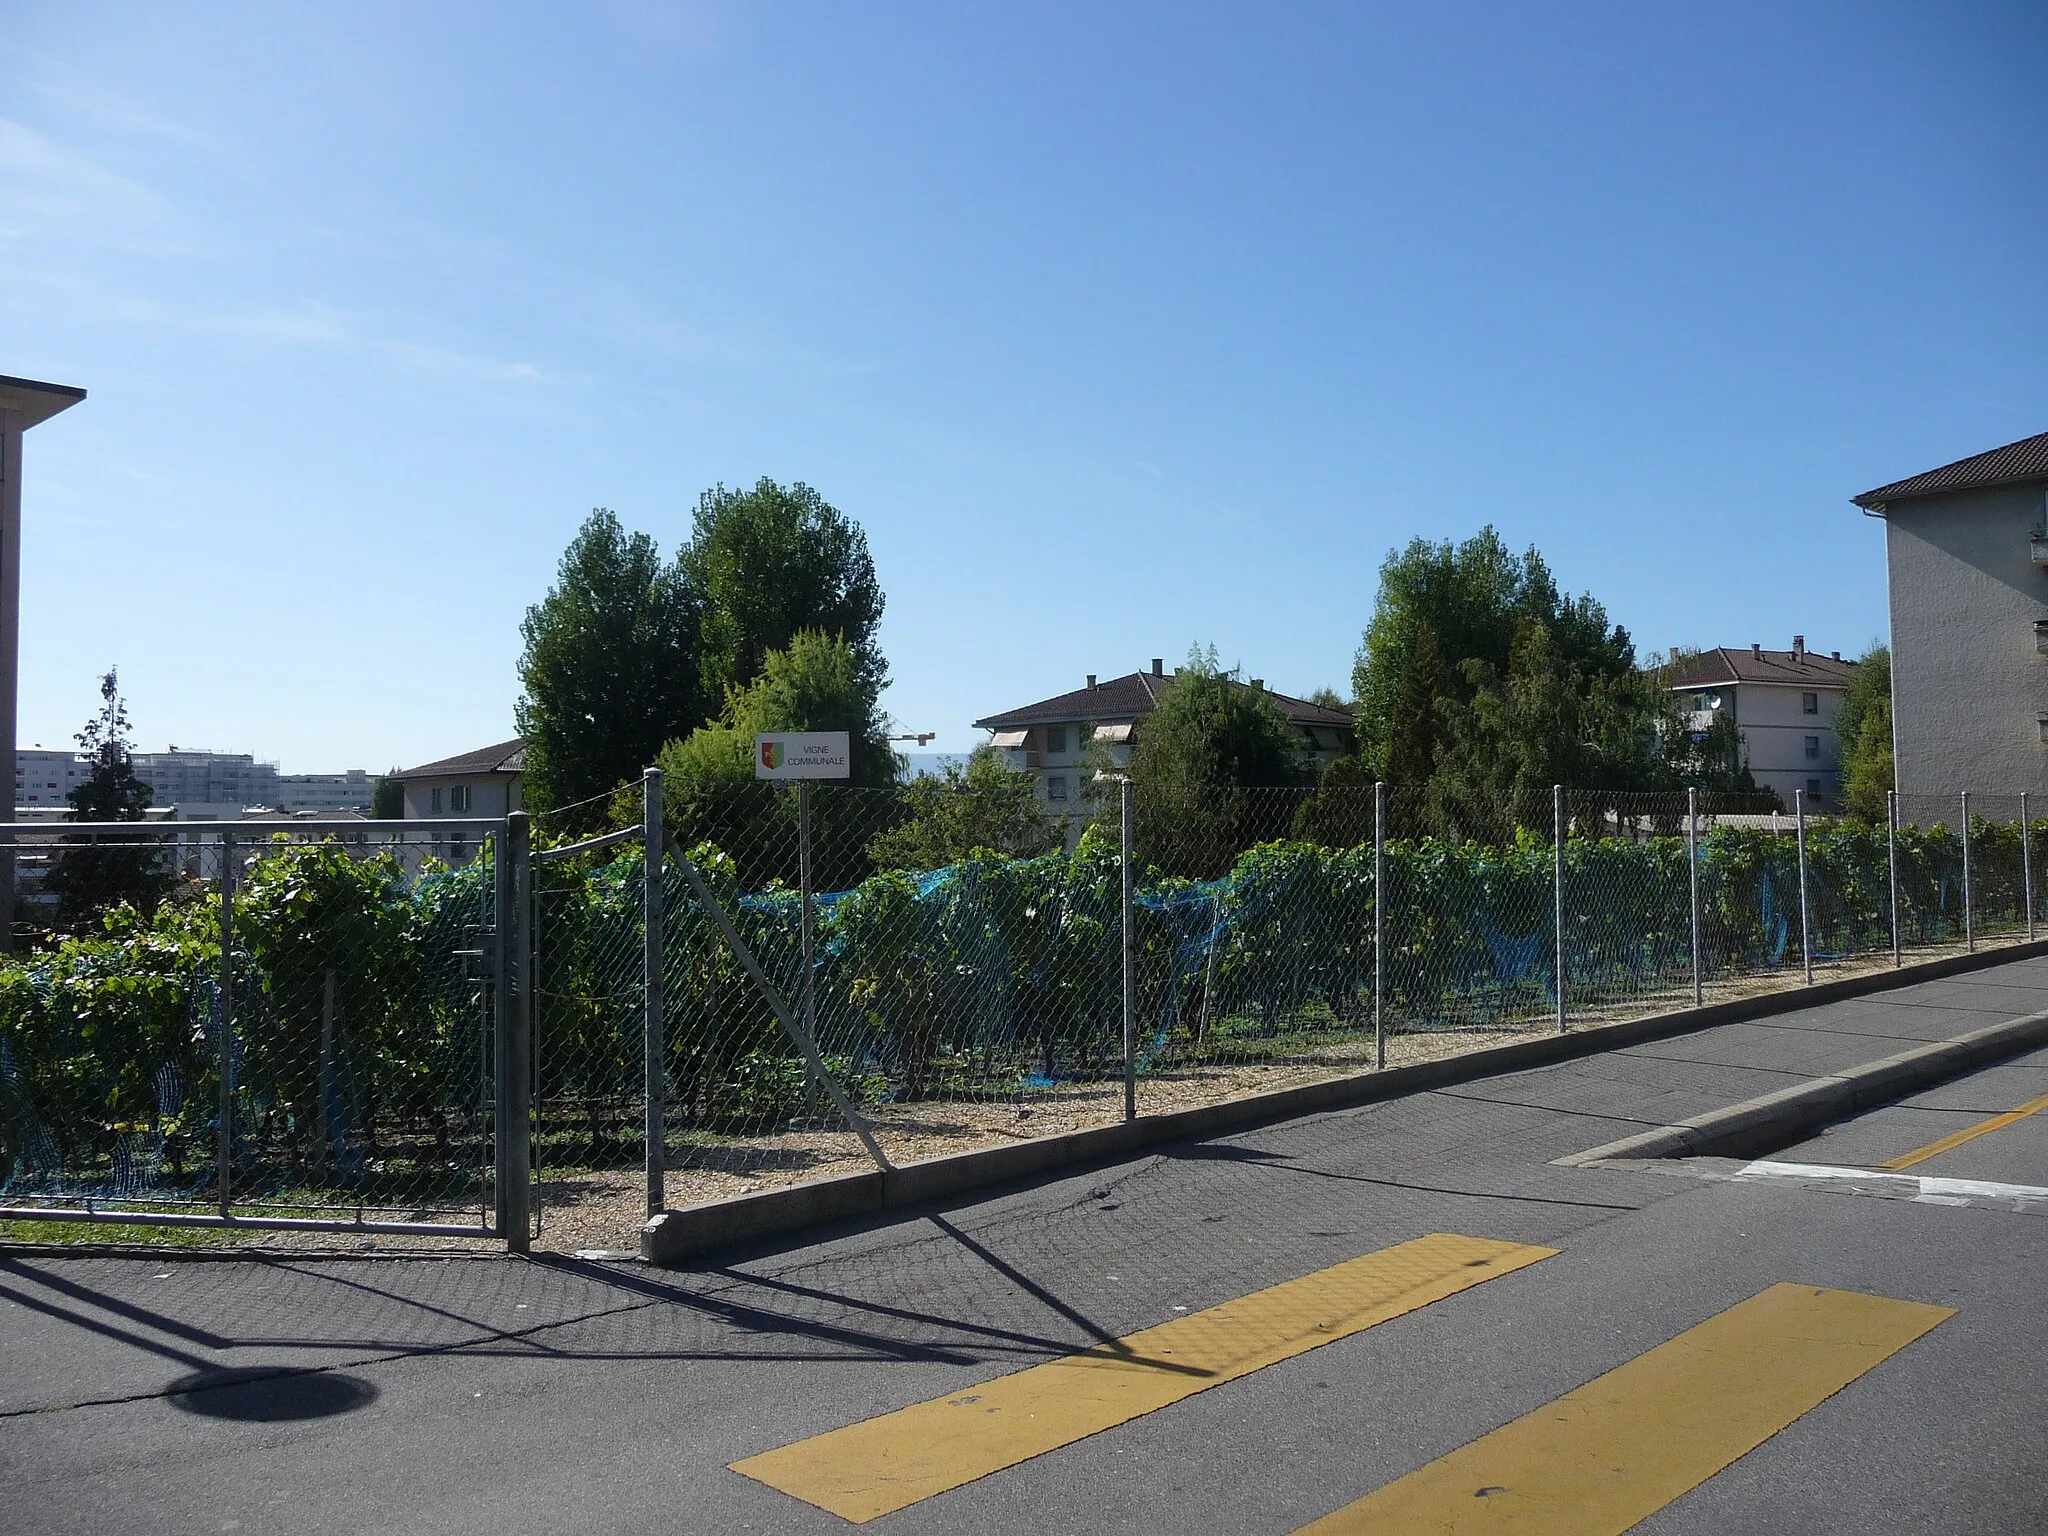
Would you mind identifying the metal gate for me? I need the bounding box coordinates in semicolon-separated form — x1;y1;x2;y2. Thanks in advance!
0;815;519;1241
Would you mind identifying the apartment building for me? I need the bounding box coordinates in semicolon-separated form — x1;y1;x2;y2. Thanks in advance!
974;659;1355;818
1668;639;1858;807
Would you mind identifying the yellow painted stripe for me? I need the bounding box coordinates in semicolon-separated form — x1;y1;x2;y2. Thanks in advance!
1297;1282;1953;1536
731;1231;1554;1523
1877;1090;2048;1171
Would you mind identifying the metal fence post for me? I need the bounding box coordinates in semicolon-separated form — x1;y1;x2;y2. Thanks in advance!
2025;791;2035;943
643;767;664;1221
1687;787;1702;1009
1553;784;1566;1033
800;779;819;1120
1888;789;1901;968
1795;788;1813;985
495;813;533;1251
217;828;235;1218
1120;775;1135;1122
1960;790;1974;951
1373;780;1387;1070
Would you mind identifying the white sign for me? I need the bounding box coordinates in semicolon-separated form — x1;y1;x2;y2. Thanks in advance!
754;731;852;780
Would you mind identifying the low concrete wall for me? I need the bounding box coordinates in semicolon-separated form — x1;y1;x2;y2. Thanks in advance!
642;938;2048;1266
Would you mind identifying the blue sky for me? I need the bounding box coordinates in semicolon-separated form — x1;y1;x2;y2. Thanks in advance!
3;2;2044;773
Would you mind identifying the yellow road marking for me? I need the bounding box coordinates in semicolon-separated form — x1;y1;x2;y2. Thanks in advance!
730;1231;1554;1523
1296;1282;1953;1536
1877;1089;2048;1171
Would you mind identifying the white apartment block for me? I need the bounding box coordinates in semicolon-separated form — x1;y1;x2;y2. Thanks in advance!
277;770;373;814
131;749;281;810
974;660;1356;840
15;746;372;816
1853;429;2048;797
14;747;91;809
1668;638;1858;808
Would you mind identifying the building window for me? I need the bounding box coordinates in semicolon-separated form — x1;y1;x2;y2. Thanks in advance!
1047;776;1068;802
1801;692;1818;715
1807;779;1822;796
1045;726;1068;754
1804;735;1820;759
430;786;443;812
450;784;472;813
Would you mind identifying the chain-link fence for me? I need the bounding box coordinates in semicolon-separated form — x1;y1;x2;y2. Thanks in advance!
9;777;2046;1252
0;818;505;1236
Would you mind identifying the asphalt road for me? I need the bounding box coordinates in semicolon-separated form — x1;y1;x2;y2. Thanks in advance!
8;956;2048;1534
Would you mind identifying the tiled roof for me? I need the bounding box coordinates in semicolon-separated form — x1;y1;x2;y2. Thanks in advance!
1852;429;2048;510
388;738;527;780
1666;648;1858;690
974;671;1354;731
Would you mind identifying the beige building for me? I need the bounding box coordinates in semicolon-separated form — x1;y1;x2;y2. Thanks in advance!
387;738;525;866
973;659;1354;823
1854;429;2048;797
1668;641;1858;808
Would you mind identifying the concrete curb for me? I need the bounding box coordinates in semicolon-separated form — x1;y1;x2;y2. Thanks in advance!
1555;1006;2048;1165
641;937;2048;1266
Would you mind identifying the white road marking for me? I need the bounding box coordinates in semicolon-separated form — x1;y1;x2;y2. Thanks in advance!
1736;1159;2048;1209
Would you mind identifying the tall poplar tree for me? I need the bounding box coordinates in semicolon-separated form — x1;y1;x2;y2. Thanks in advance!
515;510;705;821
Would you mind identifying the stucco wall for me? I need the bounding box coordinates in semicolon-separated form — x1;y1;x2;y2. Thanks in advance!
1884;482;2048;795
399;773;523;820
1730;680;1844;806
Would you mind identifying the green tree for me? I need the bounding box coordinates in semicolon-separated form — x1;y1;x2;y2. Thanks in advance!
1351;529;1696;837
369;774;405;820
868;746;1056;870
1125;646;1311;875
1353;528;1636;784
516;509;705;822
682;479;886;707
1384;618;1453;787
44;668;172;931
655;631;897;886
1835;644;1893;821
1290;751;1378;848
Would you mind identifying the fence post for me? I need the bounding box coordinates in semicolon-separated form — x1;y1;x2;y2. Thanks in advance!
1687;787;1702;1009
315;967;336;1182
2025;791;2035;943
643;768;664;1221
1553;784;1566;1033
1373;780;1387;1070
1795;788;1813;985
217;828;235;1218
495;813;533;1252
1121;775;1135;1122
800;779;819;1121
1888;789;1901;968
1960;790;1974;951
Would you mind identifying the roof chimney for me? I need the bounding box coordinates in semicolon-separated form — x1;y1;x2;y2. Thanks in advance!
1750;643;1761;660
1151;658;1163;676
1792;634;1806;660
1086;674;1097;689
1250;679;1264;691
1830;650;1840;662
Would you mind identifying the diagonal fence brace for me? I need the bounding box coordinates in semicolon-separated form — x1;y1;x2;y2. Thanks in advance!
666;835;893;1172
